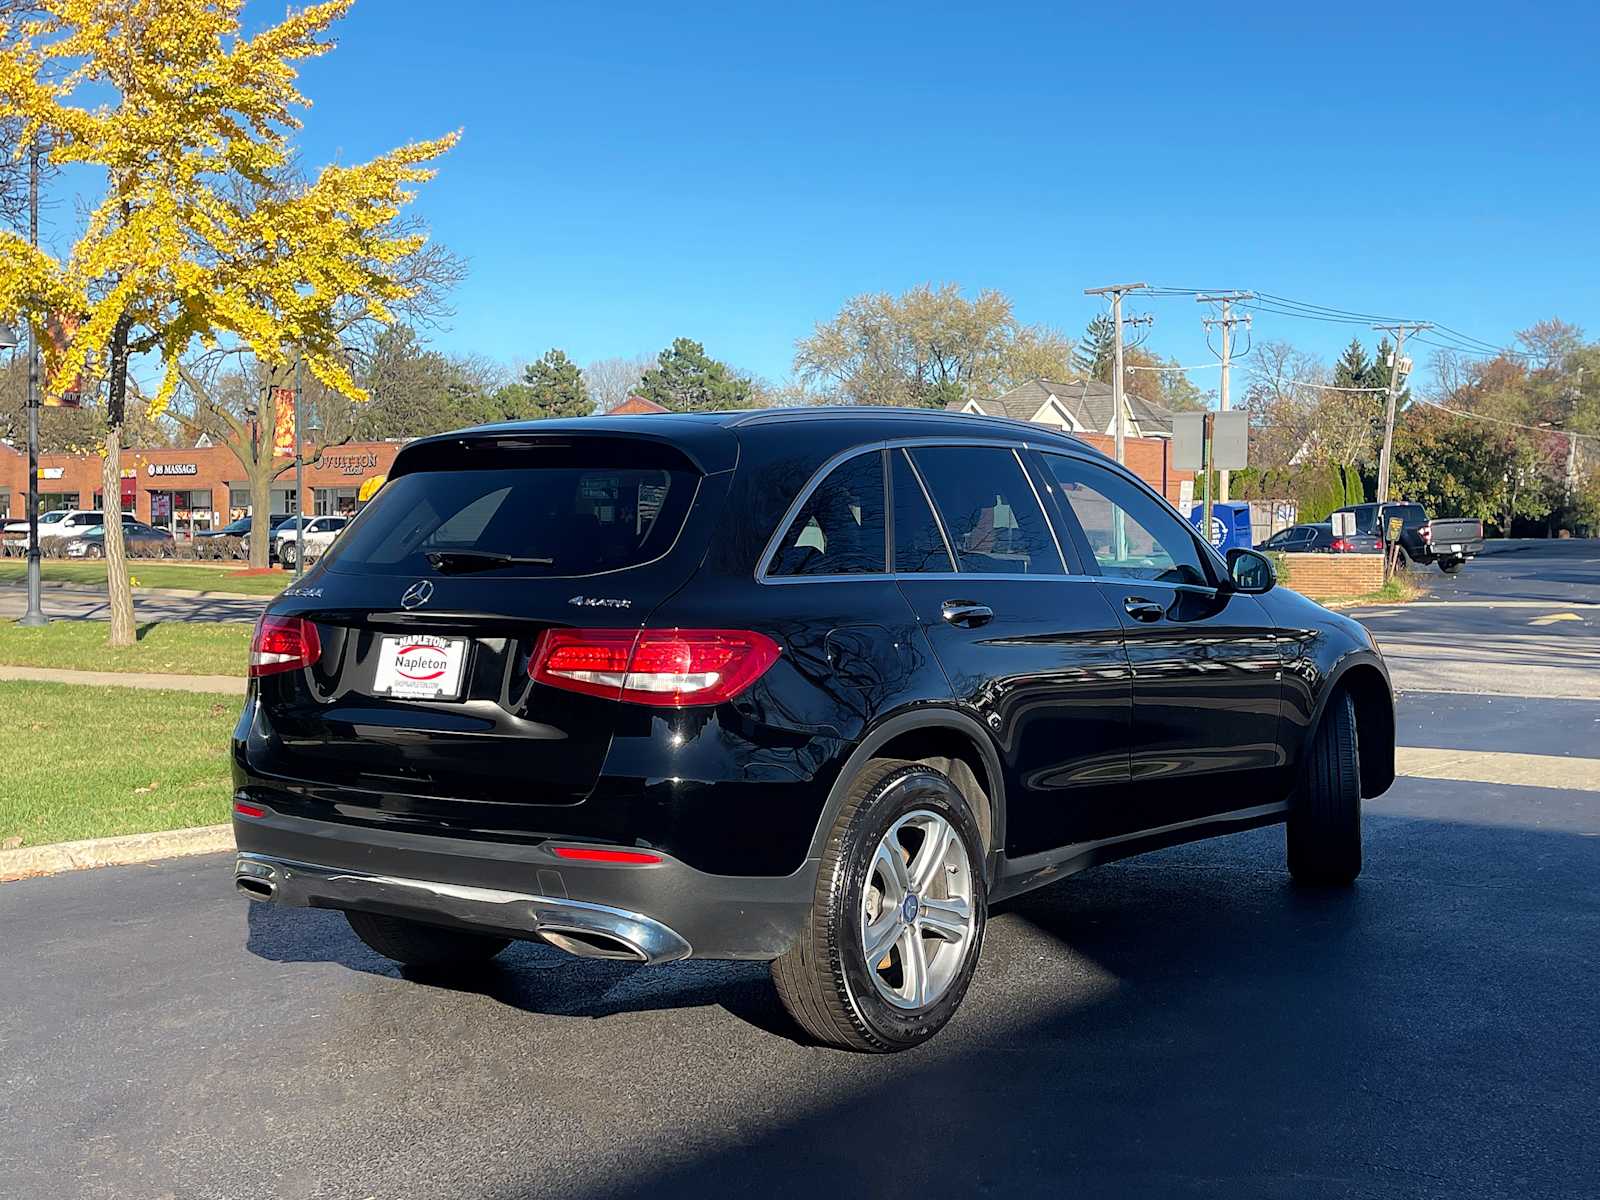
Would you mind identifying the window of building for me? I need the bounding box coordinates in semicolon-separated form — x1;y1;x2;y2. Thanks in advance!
767;451;887;577
907;446;1062;575
314;487;358;516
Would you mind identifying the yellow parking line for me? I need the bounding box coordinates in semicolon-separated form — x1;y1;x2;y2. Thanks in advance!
1397;747;1600;793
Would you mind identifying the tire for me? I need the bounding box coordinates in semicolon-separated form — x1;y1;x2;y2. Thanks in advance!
344;910;511;969
1392;546;1412;571
1439;559;1463;575
87;544;104;559
279;542;296;568
771;759;987;1052
1287;690;1362;886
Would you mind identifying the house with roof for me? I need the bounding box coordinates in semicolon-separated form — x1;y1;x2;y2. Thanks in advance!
946;378;1174;439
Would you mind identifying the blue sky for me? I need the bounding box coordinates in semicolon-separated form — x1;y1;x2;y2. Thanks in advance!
280;0;1599;390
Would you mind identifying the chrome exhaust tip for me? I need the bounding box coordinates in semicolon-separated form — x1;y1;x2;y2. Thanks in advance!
234;856;279;901
235;875;276;901
538;926;650;962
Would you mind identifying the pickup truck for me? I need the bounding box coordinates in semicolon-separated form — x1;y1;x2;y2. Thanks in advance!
1331;502;1485;574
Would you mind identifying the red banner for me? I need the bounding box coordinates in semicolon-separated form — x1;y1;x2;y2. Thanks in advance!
42;313;85;407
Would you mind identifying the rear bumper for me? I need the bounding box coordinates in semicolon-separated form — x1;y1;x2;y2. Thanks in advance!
232;806;816;962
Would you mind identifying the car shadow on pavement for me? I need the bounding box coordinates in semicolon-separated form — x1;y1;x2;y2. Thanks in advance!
243;901;804;1040
460;806;1597;1200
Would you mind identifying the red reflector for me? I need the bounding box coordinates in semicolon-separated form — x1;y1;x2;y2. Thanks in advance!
530;628;780;707
249;614;321;677
552;846;662;864
234;801;266;819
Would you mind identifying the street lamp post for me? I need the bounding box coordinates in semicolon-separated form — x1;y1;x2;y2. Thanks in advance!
18;143;47;627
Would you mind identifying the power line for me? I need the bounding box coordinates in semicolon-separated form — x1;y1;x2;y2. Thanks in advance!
1255;376;1386;394
1413;396;1600;442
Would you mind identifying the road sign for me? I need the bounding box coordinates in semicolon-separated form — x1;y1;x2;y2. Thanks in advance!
1210;411;1249;470
1172;413;1206;470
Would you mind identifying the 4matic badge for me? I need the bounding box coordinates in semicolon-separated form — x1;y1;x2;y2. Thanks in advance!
568;595;632;609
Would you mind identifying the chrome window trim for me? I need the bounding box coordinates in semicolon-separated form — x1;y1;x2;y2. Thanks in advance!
761;571;1106;587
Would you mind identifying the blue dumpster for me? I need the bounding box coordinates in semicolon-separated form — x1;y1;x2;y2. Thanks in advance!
1189;500;1252;552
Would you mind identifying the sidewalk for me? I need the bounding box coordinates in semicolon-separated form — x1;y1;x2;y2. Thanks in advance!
0;664;244;694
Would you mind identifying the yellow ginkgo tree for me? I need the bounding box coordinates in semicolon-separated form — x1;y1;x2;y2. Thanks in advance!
0;0;456;645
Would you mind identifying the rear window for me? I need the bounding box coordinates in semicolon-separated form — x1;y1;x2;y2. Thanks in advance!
324;451;698;578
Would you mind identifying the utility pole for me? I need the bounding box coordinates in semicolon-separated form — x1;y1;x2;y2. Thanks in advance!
1084;282;1148;466
1373;322;1430;504
20;140;47;628
1197;292;1253;502
1564;368;1583;508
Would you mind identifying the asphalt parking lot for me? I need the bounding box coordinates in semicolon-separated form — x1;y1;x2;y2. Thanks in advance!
3;541;1596;1199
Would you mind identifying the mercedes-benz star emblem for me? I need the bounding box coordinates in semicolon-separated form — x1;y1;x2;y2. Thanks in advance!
400;579;434;610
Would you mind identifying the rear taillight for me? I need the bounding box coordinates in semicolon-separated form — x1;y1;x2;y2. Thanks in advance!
1331;537;1351;552
1422;525;1433;544
530;628;780;707
249;614;321;677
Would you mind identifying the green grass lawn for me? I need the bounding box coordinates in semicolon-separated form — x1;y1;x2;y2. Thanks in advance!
0;619;252;675
0;560;287;595
0;682;239;846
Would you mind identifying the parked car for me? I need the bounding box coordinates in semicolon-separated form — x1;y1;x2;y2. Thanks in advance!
233;408;1396;1052
64;520;175;558
1257;522;1384;554
237;513;299;561
273;514;350;568
1331;502;1484;574
2;508;108;553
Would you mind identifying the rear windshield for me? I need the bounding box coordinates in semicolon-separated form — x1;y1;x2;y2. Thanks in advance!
323;459;698;578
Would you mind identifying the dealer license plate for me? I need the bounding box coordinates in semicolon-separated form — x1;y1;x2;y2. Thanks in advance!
372;635;468;700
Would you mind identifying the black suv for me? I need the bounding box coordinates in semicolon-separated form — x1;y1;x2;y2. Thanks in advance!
233;408;1395;1051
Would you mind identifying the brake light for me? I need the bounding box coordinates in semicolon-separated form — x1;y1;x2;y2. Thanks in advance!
1421;525;1433;544
530;628;780;706
1331;537;1352;552
249;614;321;676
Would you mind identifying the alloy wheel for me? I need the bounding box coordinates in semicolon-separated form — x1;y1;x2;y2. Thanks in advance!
860;809;976;1010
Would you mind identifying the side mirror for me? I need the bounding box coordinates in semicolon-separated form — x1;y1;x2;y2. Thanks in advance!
1226;547;1275;594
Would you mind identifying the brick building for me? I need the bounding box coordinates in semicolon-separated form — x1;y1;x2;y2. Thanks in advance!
0;440;402;533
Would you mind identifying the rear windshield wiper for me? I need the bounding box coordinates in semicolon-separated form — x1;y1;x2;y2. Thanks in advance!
425;550;555;574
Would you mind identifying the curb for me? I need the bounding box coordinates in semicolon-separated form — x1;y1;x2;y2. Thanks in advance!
0;665;245;693
0;824;234;882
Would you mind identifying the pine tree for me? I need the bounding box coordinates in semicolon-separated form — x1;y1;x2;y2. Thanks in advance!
1073;314;1116;382
636;338;751;412
521;349;592;420
1332;338;1371;391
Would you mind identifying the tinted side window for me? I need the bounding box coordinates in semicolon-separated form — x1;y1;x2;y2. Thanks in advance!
892;450;953;573
909;446;1062;575
1042;455;1208;585
768;451;886;576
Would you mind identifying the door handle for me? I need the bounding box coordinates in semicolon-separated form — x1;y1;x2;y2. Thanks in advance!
941;600;994;628
1122;596;1166;622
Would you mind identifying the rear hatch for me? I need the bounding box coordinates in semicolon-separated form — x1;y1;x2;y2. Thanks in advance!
246;428;733;831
